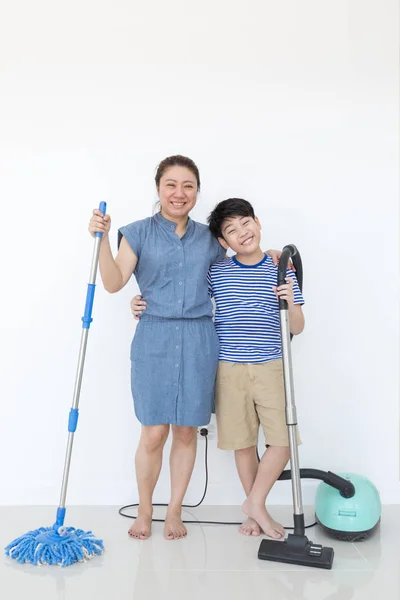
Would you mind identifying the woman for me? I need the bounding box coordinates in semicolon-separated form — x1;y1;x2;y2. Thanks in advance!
89;155;281;541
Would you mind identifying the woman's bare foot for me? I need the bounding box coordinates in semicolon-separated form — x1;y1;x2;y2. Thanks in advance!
128;512;153;540
164;511;187;540
242;498;285;539
239;517;261;537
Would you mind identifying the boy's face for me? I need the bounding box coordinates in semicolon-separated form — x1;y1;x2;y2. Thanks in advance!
218;215;262;254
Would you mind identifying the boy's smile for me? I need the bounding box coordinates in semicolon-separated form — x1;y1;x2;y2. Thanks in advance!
218;215;264;264
240;234;256;246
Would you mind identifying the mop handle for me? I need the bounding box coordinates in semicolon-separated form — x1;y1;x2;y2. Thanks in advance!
278;244;305;532
82;201;107;326
56;202;107;525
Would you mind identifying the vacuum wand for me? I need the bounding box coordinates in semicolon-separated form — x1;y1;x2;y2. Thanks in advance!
277;245;304;534
258;244;334;569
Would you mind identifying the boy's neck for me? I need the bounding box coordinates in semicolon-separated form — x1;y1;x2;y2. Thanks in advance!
234;247;265;265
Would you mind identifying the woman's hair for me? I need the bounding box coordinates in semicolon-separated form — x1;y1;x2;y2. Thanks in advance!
207;198;255;239
155;155;201;191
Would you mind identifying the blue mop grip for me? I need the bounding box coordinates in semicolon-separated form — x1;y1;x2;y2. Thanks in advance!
82;202;107;329
68;408;79;432
55;507;66;528
82;284;96;328
95;201;107;238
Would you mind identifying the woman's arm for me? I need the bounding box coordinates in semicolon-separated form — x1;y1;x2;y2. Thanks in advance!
89;209;138;293
99;236;137;293
266;249;295;271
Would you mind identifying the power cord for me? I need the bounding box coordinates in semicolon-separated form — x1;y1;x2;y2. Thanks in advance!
118;428;317;530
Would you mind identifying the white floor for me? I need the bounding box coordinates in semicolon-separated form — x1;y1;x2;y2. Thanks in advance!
0;505;398;600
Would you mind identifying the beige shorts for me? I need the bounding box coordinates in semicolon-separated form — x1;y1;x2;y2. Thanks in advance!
215;359;301;450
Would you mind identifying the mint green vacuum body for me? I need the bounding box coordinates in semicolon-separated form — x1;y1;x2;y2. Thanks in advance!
315;472;381;541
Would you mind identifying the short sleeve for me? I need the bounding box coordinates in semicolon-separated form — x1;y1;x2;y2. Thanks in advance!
286;268;304;305
207;269;214;298
118;219;147;259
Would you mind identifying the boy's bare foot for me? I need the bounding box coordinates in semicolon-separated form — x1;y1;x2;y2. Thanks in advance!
128;512;152;540
239;517;261;536
242;498;285;539
164;511;187;540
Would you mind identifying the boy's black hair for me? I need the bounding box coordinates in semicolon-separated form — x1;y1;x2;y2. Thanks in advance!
207;198;255;239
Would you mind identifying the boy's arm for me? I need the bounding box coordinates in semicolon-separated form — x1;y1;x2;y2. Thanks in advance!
273;276;305;335
288;304;305;335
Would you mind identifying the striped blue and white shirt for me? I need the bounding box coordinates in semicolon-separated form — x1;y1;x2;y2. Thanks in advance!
207;254;304;363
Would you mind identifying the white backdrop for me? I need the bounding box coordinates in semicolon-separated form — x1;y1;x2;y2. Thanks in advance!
0;0;398;507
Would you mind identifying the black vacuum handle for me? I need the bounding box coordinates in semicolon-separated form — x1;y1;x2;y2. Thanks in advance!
277;244;303;309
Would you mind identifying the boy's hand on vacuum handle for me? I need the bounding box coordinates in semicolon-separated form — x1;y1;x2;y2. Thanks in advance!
89;209;111;239
131;295;147;320
265;249;295;271
273;277;295;305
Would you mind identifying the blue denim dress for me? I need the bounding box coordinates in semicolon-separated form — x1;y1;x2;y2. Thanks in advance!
118;213;225;427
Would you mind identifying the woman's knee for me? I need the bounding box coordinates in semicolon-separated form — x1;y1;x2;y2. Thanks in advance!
171;425;197;445
140;425;170;452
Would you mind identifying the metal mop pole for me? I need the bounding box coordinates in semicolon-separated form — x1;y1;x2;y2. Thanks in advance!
5;205;106;566
54;201;106;529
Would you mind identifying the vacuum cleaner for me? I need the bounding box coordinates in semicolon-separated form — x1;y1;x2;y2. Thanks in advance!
258;245;381;569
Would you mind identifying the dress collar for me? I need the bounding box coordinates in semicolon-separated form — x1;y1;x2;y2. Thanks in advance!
154;211;194;236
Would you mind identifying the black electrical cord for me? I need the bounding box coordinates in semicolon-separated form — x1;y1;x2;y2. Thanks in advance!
119;430;317;530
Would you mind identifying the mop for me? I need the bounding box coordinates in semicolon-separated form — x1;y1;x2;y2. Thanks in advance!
5;202;107;567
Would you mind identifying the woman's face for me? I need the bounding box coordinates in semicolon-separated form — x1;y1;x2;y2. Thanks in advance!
158;166;198;220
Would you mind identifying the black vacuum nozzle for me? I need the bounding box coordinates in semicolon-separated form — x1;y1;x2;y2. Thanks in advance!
258;534;334;570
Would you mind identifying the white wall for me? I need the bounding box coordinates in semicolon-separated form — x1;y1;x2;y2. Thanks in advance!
0;0;398;507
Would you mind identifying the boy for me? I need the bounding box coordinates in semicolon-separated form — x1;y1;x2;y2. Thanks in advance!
207;198;304;539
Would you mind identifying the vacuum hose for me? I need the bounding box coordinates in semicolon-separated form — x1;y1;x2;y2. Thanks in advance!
277;244;303;340
278;244;303;303
278;469;355;499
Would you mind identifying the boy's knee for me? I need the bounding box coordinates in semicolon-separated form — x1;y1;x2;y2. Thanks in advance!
268;444;291;459
235;445;257;456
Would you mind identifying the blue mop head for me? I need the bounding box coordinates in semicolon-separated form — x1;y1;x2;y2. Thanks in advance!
5;525;104;567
